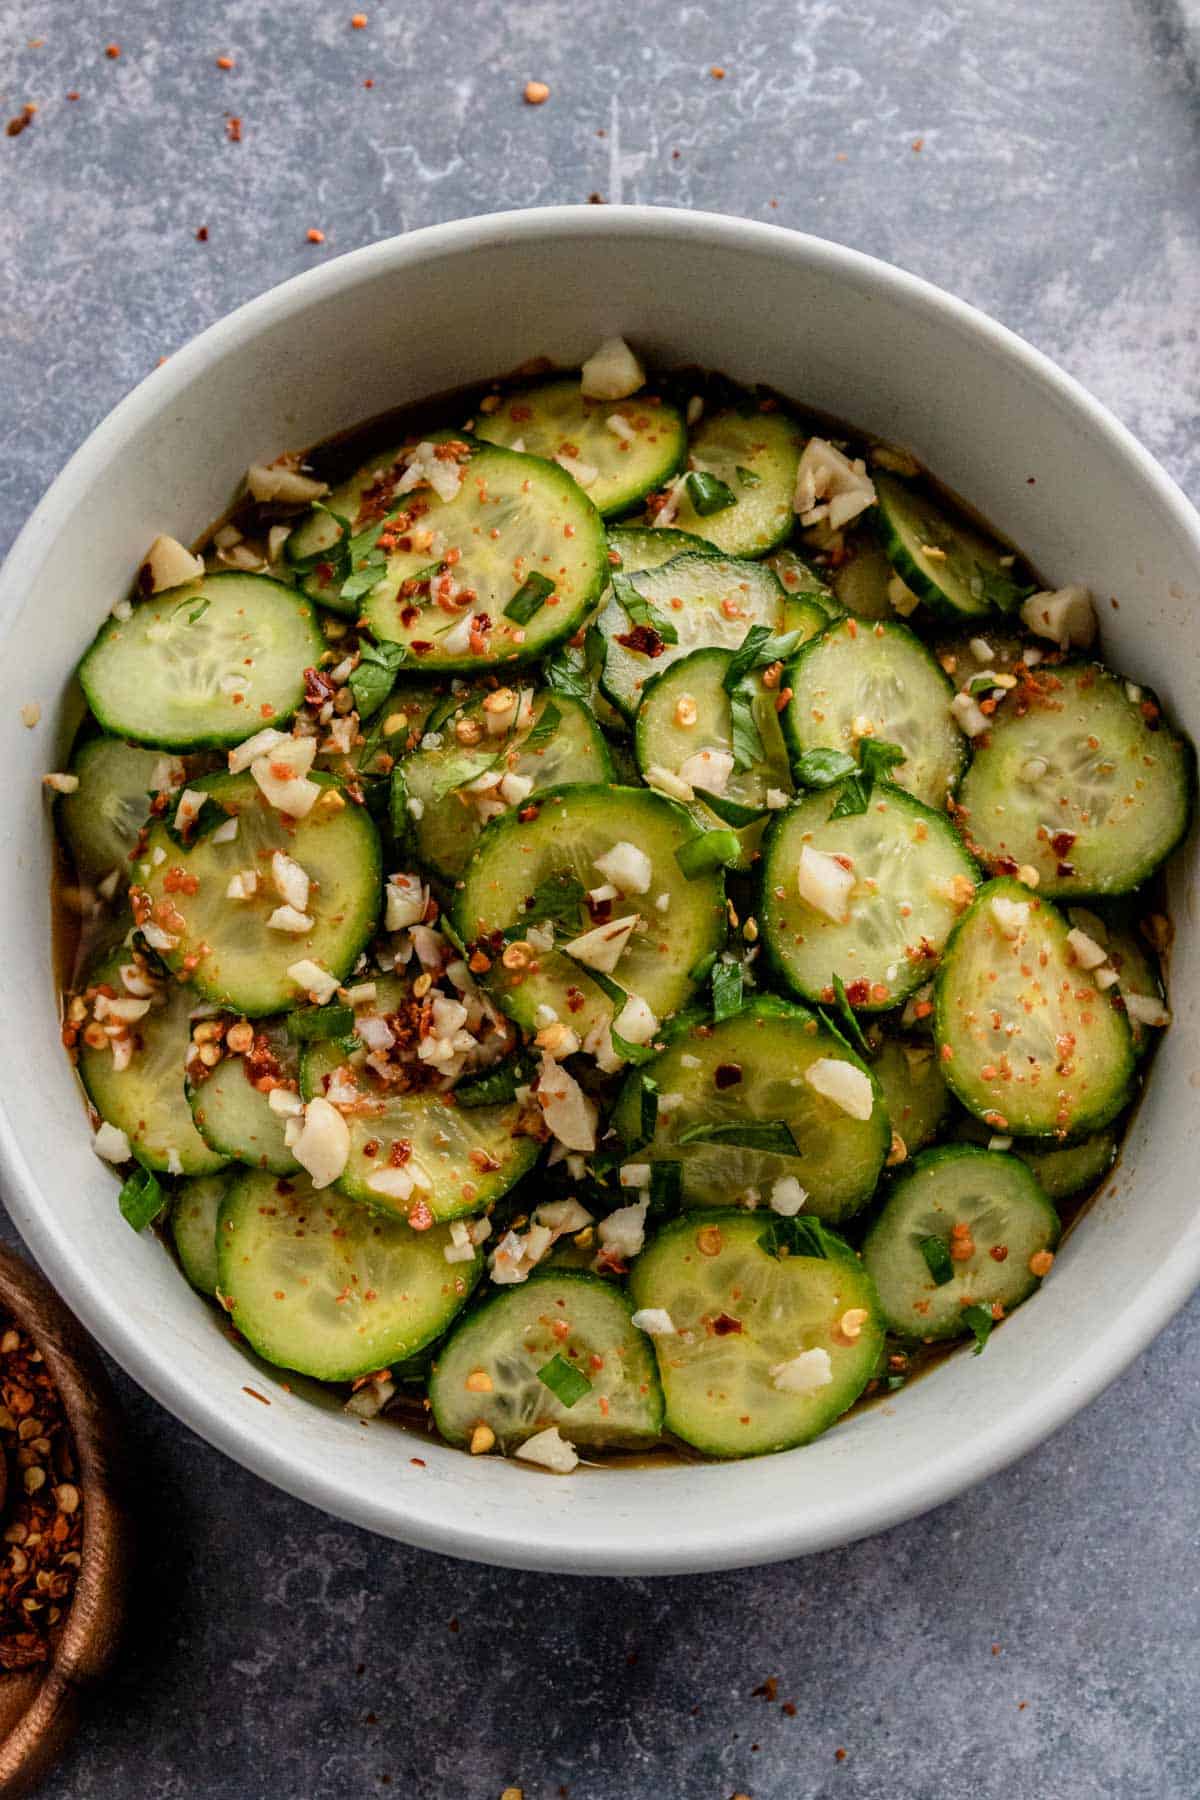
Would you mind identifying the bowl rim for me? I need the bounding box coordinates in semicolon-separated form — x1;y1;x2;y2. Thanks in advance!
4;203;1200;1574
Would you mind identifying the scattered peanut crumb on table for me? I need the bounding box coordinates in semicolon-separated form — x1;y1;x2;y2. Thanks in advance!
524;80;550;105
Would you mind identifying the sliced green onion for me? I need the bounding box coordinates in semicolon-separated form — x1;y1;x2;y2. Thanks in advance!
962;1303;995;1355
710;960;743;1023
505;571;555;625
286;1004;356;1043
119;1165;167;1233
919;1236;954;1286
675;828;740;879
536;1353;592;1407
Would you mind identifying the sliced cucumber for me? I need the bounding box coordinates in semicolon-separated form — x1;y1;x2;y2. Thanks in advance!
79;574;322;750
58;734;178;882
474;379;686;519
187;1017;301;1174
217;1169;482;1382
862;1145;1060;1340
608;524;715;573
454;783;727;1039
934;877;1135;1138
869;1036;950;1155
953;1114;1118;1203
395;688;612;882
172;1171;232;1296
765;548;841;619
428;1271;664;1452
597;553;790;719
828;535;900;621
328;445;606;671
299;975;537;1222
660;409;802;558
78;953;229;1177
1084;908;1165;1060
781;617;967;809
956;662;1193;896
611;997;889;1223
759;782;978;1010
285;441;407;571
629;1210;884;1457
634;647;795;870
137;771;380;1016
874;472;1024;621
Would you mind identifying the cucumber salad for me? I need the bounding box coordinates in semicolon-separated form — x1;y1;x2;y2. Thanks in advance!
50;336;1191;1471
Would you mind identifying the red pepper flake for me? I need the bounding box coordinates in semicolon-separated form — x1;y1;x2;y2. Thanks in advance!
105;43;121;59
363;77;375;88
351;11;368;26
752;1676;779;1701
66;90;80;100
710;65;726;78
713;1062;742;1090
911;136;924;151
215;54;235;70
523;80;550;105
835;1747;848;1762
5;104;37;138
225;114;242;143
709;1312;743;1336
614;624;664;657
408;1200;434;1231
306;227;326;244
195;225;209;242
242;1387;270;1405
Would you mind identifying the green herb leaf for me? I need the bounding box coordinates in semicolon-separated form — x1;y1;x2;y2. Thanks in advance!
338;519;392;604
886;1373;907;1392
639;1071;660;1142
919;1236;955;1286
505;871;586;940
286;502;354;578
646;1160;682;1221
171;594;210;626
827;774;871;820
968;562;1036;615
962;1303;995;1354
164;794;228;849
424;747;503;806
688;950;718;985
543;650;591;707
860;738;906;784
735;465;762;488
455;1051;536;1109
676;1119;798;1155
119;1164;167;1233
826;974;872;1060
675;828;740;879
562;956;658;1066
286;1003;356;1043
523;698;561;753
723;624;804;693
693;787;766;827
758;1215;830;1260
728;683;766;773
685;470;737;516
793;748;858;790
612;572;679;646
349;660;396;721
710;959;743;1023
536;1353;592;1407
505;570;556;625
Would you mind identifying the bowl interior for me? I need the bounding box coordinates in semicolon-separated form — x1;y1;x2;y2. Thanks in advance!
2;208;1198;1573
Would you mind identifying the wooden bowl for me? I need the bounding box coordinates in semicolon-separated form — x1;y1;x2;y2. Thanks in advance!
0;1244;133;1797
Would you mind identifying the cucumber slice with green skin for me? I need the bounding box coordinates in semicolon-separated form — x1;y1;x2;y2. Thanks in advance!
300;976;538;1223
862;1145;1060;1341
869;1036;950;1155
286;442;408;571
611;997;889;1223
78;953;230;1177
338;445;606;671
187;1018;301;1174
1079;908;1165;1060
455;783;727;1040
956;662;1194;897
766;547;842;619
608;525;716;573
172;1171;232;1296
629;1210;885;1458
597;553;790;720
952;1113;1118;1203
79;574;322;750
759;782;978;1012
137;771;381;1017
394;688;612;882
428;1271;664;1452
874;472;1025;622
217;1169;482;1382
657;409;803;558
474;379;687;519
934;877;1136;1139
828;535;900;621
780;617;967;810
58;735;173;882
634;647;795;871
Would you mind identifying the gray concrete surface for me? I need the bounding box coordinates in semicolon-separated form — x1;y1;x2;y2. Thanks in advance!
1;1;1199;1795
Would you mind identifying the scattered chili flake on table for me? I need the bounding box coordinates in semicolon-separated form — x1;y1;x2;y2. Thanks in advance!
104;43;120;59
351;11;368;25
835;1747;848;1762
225;114;242;142
523;80;550;104
5;104;36;138
0;1317;84;1672
710;65;726;78
66;90;79;101
911;136;924;152
306;228;326;244
195;225;209;242
215;54;235;70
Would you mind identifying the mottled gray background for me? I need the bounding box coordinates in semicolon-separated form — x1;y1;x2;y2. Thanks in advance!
1;1;1199;1796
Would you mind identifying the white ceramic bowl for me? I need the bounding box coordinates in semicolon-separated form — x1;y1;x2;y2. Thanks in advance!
2;207;1198;1575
